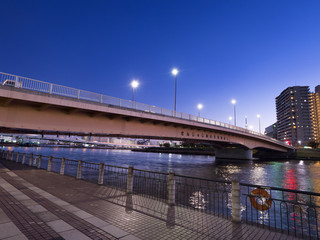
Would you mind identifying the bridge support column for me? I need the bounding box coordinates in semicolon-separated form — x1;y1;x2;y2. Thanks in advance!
215;148;253;160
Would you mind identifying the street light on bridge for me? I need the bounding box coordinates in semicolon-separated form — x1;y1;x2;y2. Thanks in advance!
197;104;203;117
131;80;139;106
228;116;232;124
231;99;236;126
172;68;179;112
257;114;261;134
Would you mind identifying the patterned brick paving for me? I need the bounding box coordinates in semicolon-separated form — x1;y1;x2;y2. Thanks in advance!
0;178;63;239
0;160;303;240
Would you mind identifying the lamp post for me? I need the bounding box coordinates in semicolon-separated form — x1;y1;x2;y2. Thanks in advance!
257;114;261;134
197;104;203;117
245;115;248;129
231;99;236;126
172;68;179;112
131;80;139;107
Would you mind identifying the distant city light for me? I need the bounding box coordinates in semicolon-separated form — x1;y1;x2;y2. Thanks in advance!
172;68;179;76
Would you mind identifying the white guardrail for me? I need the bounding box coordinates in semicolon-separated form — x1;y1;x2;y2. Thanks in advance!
0;72;289;147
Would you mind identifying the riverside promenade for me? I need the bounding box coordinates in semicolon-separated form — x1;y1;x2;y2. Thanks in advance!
0;160;302;240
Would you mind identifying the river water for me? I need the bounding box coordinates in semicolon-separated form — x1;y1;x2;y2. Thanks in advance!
2;146;320;193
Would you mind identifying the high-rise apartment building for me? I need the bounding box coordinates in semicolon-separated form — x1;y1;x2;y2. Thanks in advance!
276;86;313;146
310;85;320;144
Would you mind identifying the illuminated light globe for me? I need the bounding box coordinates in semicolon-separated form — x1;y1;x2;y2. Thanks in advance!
131;80;139;89
197;104;203;110
171;68;179;76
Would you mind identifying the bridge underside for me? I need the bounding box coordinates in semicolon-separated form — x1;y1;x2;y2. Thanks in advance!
0;89;292;159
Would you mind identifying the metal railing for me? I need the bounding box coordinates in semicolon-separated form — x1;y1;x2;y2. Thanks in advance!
0;72;290;148
2;149;319;238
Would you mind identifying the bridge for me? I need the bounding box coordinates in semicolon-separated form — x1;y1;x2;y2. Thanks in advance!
0;72;293;159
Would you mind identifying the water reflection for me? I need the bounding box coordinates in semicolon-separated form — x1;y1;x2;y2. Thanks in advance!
189;191;206;209
3;146;320;192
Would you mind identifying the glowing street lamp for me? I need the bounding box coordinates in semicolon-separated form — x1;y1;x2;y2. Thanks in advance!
231;99;236;126
228;116;232;124
131;80;139;104
197;104;203;117
257;114;261;134
172;68;179;112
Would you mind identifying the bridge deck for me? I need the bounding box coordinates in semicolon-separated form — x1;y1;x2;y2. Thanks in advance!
0;160;301;240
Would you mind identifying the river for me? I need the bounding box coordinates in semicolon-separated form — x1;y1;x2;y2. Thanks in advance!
2;146;320;192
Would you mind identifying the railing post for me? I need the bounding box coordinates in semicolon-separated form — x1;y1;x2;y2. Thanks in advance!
1;150;4;159
76;160;82;179
77;90;80;99
126;166;134;194
168;172;176;206
37;155;42;169
98;163;104;185
22;153;26;164
119;99;121;107
29;153;33;166
6;151;10;160
232;180;241;223
16;152;20;163
49;84;53;94
10;151;14;161
60;158;66;175
100;94;103;104
47;156;52;172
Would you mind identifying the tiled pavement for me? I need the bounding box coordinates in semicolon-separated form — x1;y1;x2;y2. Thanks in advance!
0;160;303;240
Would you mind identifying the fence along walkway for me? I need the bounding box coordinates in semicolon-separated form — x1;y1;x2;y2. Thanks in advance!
0;150;317;239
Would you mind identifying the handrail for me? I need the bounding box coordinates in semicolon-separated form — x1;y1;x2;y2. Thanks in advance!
0;71;291;148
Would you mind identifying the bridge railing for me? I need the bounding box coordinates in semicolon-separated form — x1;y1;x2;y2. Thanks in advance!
0;72;288;148
1;149;319;238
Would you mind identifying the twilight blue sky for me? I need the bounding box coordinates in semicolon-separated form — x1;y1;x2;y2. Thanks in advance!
1;0;320;132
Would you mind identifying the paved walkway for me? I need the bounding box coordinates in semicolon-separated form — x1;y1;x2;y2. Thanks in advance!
0;160;302;240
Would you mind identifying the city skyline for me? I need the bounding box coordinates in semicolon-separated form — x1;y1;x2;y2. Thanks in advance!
1;1;320;132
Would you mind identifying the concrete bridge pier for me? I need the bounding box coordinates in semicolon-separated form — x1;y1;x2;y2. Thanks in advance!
215;148;253;160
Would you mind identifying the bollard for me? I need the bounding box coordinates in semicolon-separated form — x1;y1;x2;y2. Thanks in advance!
126;167;134;194
98;163;105;185
168;172;176;206
22;153;26;164
16;152;20;163
232;180;241;223
10;151;14;161
29;153;33;166
6;151;9;160
47;156;52;172
76;160;82;179
37;155;42;169
60;158;66;175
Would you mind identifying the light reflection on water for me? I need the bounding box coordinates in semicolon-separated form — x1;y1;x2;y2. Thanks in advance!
2;146;320;192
